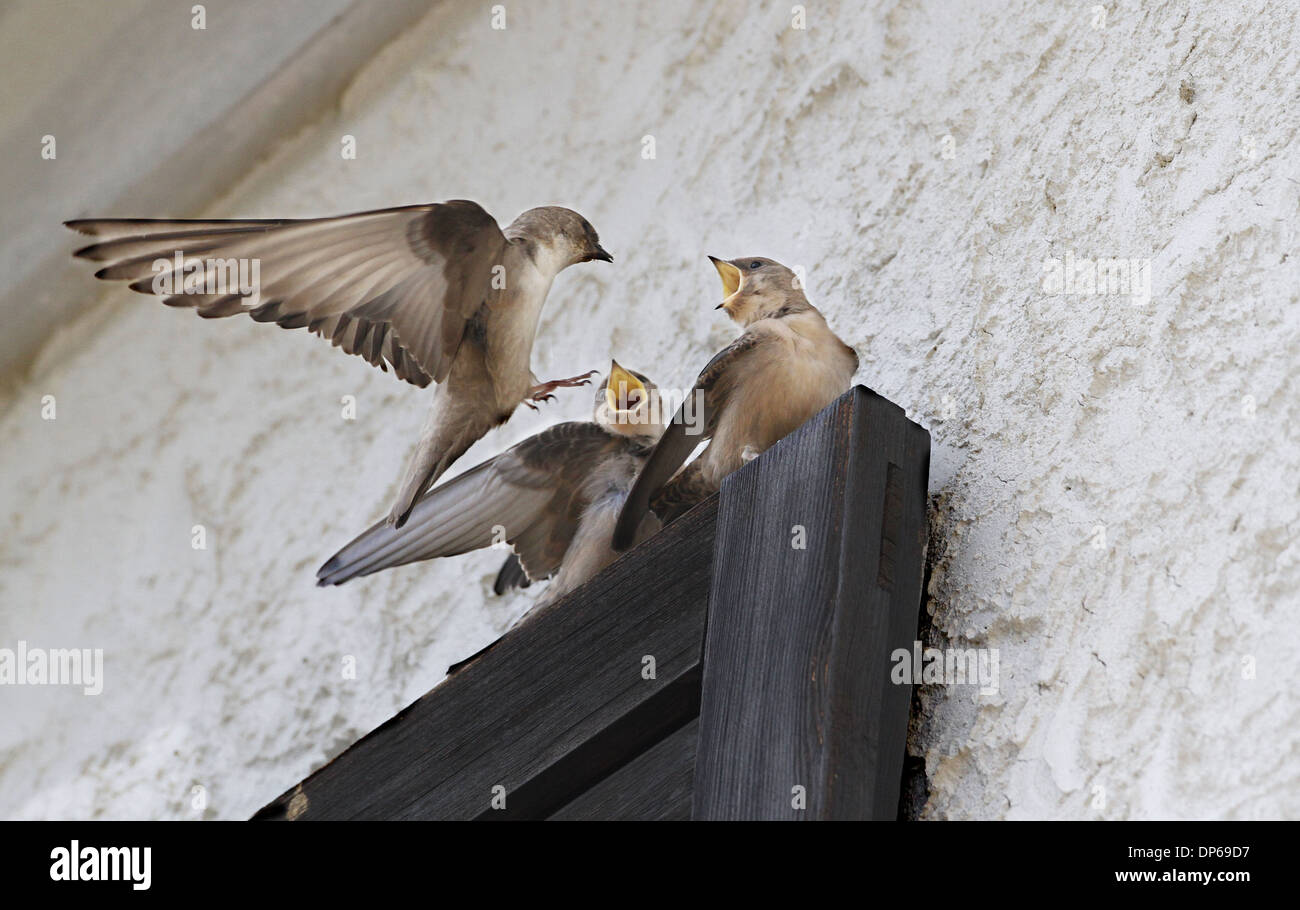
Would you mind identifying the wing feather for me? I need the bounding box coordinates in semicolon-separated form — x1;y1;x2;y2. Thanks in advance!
317;422;618;586
611;332;766;550
66;200;506;387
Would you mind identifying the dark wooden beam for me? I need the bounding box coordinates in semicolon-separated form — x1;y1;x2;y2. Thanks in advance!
254;385;930;821
548;718;699;821
254;497;717;821
692;386;931;820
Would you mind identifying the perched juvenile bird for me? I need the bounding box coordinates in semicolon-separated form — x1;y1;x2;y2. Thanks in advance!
64;200;611;527
611;256;858;550
317;362;665;605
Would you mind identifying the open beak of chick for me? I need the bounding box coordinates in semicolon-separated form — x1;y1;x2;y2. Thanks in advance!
605;359;646;413
708;255;743;310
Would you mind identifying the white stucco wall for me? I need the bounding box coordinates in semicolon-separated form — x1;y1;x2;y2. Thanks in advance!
1;0;1296;819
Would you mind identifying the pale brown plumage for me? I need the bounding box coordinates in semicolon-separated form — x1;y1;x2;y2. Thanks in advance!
612;256;858;550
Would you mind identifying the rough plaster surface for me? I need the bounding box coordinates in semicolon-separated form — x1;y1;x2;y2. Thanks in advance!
1;0;1296;819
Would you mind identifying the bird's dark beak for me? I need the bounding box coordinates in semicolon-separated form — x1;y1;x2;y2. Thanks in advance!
589;244;613;263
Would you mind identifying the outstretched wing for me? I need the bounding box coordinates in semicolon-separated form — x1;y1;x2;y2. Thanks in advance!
65;200;507;387
611;331;766;550
317;421;617;586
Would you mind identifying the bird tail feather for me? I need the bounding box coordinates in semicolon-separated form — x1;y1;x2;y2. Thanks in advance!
492;553;532;594
388;395;482;528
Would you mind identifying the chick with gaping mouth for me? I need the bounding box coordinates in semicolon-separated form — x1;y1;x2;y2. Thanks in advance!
611;255;859;550
318;361;665;608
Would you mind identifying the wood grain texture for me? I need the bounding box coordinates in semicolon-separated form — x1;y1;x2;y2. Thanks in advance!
692;386;931;820
548;718;699;821
254;385;929;821
253;497;717;821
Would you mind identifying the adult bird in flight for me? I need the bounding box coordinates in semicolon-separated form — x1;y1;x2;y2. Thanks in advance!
65;200;612;527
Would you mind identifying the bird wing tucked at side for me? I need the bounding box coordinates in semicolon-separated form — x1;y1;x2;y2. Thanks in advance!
316;421;617;586
611;331;766;550
65;200;507;387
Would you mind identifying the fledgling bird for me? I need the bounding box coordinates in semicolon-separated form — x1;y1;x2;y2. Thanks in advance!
611;255;858;550
64;200;611;528
317;362;665;606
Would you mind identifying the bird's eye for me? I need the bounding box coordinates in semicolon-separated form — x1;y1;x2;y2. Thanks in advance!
749;261;762;270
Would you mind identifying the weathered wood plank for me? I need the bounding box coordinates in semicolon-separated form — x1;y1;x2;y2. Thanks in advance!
692;386;930;820
254;497;717;821
548;718;699;821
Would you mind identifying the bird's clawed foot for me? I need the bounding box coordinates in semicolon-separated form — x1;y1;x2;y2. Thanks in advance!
524;370;598;408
